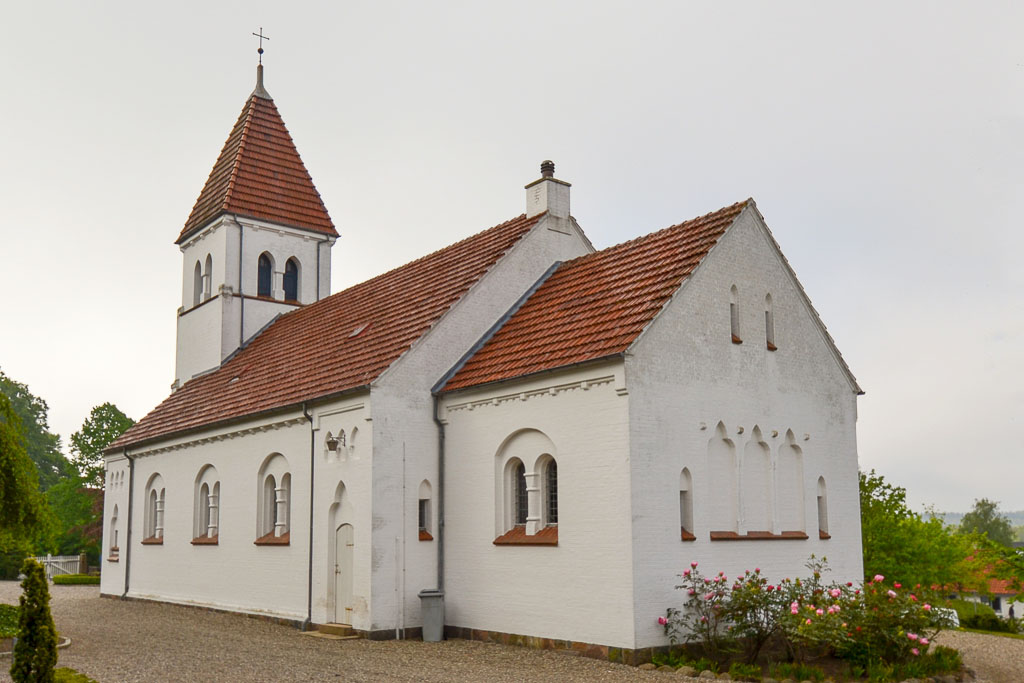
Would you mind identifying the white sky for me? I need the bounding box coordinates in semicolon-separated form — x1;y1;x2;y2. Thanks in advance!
1;2;1021;512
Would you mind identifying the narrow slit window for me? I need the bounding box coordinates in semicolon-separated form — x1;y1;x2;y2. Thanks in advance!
817;476;829;539
546;460;558;525
680;468;694;540
765;294;776;350
730;285;742;344
283;258;299;302
257;254;273;297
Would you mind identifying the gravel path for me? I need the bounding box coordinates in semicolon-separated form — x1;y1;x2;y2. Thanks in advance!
1;582;1020;682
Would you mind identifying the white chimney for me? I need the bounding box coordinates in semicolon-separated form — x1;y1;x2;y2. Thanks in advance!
525;160;570;220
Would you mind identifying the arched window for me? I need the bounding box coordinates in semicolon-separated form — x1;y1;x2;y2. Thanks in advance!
256;454;290;543
817;476;829;539
257;253;273;298
730;285;742;343
143;473;165;544
283;258;299;302
203;254;213;301
109;505;120;560
741;428;772;533
679;468;694;541
540;457;558;526
765;294;776;350
418;480;433;541
193;261;202;307
193;465;220;543
513;460;527;525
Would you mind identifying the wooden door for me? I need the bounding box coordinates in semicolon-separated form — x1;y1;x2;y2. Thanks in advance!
334;523;354;624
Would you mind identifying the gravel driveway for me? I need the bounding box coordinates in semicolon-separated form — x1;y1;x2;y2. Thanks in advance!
1;582;1020;682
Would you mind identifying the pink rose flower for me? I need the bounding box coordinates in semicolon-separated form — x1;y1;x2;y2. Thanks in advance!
805;618;812;625
923;604;931;611
887;590;897;598
920;637;929;646
658;616;668;625
873;574;884;582
907;633;918;641
691;561;698;568
816;608;824;616
830;588;841;598
683;569;691;577
911;648;919;656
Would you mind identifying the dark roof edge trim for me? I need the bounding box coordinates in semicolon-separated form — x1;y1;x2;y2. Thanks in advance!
104;384;371;455
439;353;624;397
432;261;563;394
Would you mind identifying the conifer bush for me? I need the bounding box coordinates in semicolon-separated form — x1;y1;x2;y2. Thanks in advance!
11;558;57;683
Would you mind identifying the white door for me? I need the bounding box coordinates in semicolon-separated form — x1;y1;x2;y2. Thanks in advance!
334;523;354;624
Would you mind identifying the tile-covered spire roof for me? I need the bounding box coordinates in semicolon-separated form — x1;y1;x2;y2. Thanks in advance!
111;213;542;451
175;65;337;244
442;200;749;392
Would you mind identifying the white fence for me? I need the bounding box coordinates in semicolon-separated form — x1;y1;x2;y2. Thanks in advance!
31;554;86;580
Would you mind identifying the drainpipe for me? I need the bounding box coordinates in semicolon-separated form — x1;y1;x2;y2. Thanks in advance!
302;403;315;631
121;450;135;599
432;394;445;592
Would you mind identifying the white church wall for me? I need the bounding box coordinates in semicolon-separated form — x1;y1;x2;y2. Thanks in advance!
625;205;863;649
99;454;130;597
307;395;374;629
117;411;315;621
367;215;593;634
440;363;636;648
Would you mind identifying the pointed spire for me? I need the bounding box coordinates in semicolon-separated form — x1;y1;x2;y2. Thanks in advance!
176;73;336;244
252;64;272;100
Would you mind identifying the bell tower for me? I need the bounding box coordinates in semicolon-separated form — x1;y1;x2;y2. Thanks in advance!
173;62;338;389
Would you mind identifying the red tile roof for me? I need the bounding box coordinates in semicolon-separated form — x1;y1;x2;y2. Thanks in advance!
176;85;336;244
442;200;749;392
112;214;542;451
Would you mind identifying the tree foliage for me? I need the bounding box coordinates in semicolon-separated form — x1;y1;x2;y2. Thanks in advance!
69;403;134;487
0;394;48;541
0;370;67;490
859;470;970;589
11;558;58;683
958;498;1015;547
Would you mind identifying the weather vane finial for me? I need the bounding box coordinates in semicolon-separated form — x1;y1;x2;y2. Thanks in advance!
252;27;270;65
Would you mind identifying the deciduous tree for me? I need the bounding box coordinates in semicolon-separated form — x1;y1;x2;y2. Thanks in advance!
0;370;67;490
69;402;134;487
959;498;1015;547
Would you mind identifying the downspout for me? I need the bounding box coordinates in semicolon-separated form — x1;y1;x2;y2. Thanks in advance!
316;240;321;301
121;450;135;599
432;395;445;592
302;403;315;631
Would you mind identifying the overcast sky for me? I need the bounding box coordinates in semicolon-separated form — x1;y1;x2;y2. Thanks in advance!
2;2;1021;512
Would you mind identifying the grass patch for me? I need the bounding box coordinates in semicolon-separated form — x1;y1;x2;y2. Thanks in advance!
52;574;100;585
55;668;99;683
0;603;18;638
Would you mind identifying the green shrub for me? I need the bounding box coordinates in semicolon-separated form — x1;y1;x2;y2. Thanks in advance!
0;603;18;638
727;661;763;681
768;661;825;682
945;597;996;622
51;574;99;586
0;533;32;581
11;559;57;683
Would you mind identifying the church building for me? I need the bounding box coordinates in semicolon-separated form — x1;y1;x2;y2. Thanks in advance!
101;64;864;660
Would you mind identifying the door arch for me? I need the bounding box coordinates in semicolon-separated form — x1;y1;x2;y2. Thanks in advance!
334;523;354;624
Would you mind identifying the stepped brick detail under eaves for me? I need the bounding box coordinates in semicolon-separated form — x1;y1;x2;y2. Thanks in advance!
176;83;337;244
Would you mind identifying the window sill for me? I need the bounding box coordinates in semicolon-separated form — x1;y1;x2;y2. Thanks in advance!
191;535;219;546
732;334;743;345
681;529;696;542
141;536;164;545
254;531;290;546
819;530;831;540
767;342;777;351
107;548;119;562
493;525;558;546
710;530;808;541
419;530;433;542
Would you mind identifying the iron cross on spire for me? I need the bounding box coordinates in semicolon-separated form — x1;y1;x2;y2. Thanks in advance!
252;28;270;64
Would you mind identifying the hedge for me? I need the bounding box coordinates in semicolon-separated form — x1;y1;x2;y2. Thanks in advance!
52;574;100;585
